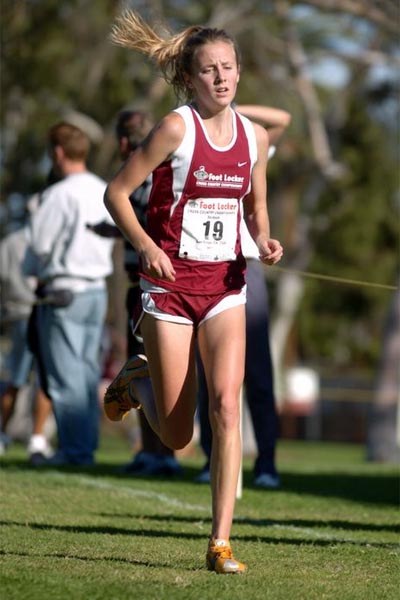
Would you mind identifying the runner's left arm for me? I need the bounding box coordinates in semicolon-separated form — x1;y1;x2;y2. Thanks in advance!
243;123;283;265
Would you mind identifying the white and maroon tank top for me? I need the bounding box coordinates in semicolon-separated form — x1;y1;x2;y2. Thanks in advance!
141;104;258;294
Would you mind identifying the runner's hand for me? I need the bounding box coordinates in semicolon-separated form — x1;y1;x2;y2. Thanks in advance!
140;245;176;282
259;238;283;265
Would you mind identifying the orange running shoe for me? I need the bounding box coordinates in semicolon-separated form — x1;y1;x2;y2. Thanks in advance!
103;354;149;421
206;539;247;574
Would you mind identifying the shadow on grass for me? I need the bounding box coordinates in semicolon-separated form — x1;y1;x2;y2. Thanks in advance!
94;513;399;534
0;549;197;571
268;471;399;507
2;457;398;507
0;519;397;550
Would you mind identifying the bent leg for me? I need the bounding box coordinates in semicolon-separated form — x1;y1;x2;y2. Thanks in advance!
140;315;197;450
126;288;174;457
198;304;245;540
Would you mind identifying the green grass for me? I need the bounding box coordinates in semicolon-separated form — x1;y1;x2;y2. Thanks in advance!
1;436;399;600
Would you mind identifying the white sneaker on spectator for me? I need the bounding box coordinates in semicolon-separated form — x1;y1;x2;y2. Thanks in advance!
27;434;54;465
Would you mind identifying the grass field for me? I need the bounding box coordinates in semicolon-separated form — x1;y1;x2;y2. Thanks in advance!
1;435;399;600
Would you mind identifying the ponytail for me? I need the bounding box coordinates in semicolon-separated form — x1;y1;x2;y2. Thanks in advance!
110;10;240;101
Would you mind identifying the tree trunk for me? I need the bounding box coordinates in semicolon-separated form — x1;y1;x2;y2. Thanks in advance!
366;283;400;462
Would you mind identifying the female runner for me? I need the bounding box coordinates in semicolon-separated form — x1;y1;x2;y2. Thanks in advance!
104;10;283;574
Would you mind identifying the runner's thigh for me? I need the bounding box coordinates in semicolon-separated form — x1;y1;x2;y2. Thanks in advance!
197;304;246;403
140;314;197;424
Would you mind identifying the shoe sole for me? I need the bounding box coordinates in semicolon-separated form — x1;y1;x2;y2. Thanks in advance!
206;554;246;574
104;354;149;421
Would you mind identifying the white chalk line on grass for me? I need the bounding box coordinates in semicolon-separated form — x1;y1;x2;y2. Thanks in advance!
235;517;344;540
235;519;400;548
45;473;399;548
48;471;209;513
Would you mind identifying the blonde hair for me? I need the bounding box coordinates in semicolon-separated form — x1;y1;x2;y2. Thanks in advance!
110;10;240;101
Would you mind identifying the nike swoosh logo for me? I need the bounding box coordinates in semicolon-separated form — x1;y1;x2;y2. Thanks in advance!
238;161;247;167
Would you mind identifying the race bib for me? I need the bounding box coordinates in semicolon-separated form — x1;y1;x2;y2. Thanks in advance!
179;198;239;262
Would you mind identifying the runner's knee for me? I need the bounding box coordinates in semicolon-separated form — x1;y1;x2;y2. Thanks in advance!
210;396;241;434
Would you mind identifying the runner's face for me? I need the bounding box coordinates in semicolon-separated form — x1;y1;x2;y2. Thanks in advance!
188;41;240;110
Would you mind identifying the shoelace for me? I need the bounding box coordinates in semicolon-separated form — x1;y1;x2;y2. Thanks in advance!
104;387;131;404
213;547;233;560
